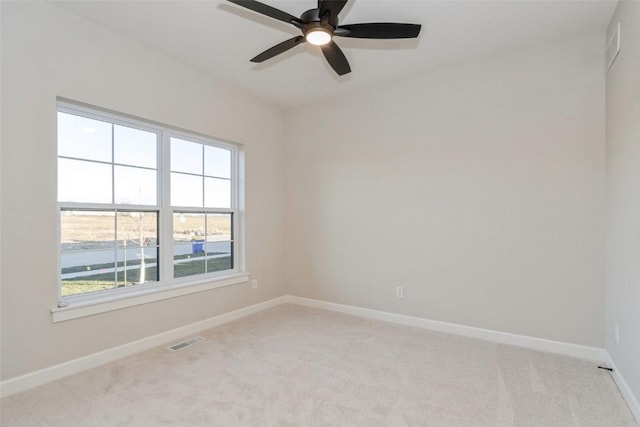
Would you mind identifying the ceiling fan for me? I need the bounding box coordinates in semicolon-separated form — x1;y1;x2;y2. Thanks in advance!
226;0;422;76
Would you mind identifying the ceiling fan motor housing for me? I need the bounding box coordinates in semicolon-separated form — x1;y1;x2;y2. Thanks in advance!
301;8;339;28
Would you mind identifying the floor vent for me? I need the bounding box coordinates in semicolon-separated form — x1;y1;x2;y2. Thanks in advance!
167;337;205;351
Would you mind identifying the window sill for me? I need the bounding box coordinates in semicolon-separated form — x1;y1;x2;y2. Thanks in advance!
51;273;250;323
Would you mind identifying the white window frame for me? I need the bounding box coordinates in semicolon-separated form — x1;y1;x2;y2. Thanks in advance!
53;100;247;322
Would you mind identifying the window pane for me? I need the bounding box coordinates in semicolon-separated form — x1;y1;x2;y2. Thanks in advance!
173;212;205;244
60;210;116;296
116;212;158;247
174;245;205;278
204;177;230;208
171;138;202;174
114;165;157;205
206;241;232;255
62;277;115;297
206;213;232;242
61;249;115;296
204;146;231;178
58;158;112;203
206;214;232;273
171;172;203;207
61;250;115;276
173;212;206;279
61;211;115;251
207;246;233;273
116;246;158;286
58;112;112;162
114;125;157;168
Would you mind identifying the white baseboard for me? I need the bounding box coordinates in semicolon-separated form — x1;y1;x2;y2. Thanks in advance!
605;351;640;425
0;294;610;401
284;295;605;363
0;296;287;398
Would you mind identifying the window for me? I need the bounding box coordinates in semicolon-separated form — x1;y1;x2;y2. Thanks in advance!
57;102;242;305
170;137;234;280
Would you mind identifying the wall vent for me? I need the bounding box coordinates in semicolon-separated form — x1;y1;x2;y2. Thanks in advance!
167;337;205;351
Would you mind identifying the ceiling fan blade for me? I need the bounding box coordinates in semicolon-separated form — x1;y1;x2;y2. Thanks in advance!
250;36;305;63
321;41;351;76
335;23;421;39
227;0;302;26
318;0;348;20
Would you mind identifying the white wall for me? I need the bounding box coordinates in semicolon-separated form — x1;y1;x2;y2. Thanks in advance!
0;1;286;381
284;33;606;347
605;0;640;409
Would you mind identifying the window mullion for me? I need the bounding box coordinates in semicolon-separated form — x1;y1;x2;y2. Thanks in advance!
114;209;118;289
111;124;115;205
161;131;173;284
112;125;118;289
232;149;242;272
202;145;207;273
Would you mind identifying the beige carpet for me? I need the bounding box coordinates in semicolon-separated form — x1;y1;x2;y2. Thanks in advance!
1;304;636;426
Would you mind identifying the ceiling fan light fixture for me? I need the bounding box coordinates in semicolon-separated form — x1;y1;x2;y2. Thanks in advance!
305;28;332;46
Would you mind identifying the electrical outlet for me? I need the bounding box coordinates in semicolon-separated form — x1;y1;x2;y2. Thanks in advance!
252;279;258;290
395;286;404;298
615;324;620;344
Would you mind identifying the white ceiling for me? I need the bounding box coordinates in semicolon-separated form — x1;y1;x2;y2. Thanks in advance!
52;0;617;108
